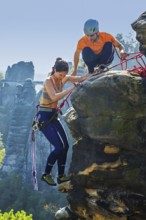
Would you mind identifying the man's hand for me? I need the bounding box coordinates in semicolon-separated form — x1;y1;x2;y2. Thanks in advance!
120;51;129;59
71;69;77;76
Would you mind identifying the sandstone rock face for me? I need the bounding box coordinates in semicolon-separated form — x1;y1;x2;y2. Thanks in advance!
5;61;34;82
71;71;146;153
131;11;146;56
2;79;36;173
56;71;146;220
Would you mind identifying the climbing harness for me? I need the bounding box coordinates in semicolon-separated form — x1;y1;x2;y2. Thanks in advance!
32;90;72;132
32;110;58;131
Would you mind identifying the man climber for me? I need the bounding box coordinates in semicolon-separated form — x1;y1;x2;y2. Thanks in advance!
72;19;128;75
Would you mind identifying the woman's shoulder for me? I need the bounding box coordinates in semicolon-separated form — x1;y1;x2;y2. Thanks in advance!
42;76;52;87
45;76;51;81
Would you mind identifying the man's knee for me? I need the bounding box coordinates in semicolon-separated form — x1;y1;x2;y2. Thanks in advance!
82;47;95;63
82;47;93;56
103;42;114;52
100;42;115;63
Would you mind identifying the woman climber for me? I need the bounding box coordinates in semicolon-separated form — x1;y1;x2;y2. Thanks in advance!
38;58;91;186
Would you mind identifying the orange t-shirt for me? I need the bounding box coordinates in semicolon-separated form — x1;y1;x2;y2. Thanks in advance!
77;32;121;54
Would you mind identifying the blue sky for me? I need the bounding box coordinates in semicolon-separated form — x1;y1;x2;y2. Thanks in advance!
0;0;146;80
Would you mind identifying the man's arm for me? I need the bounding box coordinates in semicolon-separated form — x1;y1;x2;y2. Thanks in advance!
71;49;80;76
115;41;128;59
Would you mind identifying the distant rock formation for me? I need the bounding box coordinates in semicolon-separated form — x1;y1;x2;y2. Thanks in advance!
2;79;36;173
0;61;43;179
131;11;146;56
55;71;146;220
0;61;35;142
5;61;34;82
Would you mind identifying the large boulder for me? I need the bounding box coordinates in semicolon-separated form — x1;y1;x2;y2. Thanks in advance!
56;71;146;220
67;71;146;153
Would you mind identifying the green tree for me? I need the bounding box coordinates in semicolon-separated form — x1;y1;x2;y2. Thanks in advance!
113;32;140;69
0;133;4;149
0;209;32;220
0;174;66;220
0;133;5;168
116;32;139;53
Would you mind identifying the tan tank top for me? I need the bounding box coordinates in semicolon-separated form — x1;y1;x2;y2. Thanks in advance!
40;76;62;108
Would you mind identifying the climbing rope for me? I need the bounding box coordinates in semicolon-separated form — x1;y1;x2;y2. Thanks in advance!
31;130;38;191
57;90;72;113
93;50;146;79
127;52;146;77
110;50;146;76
